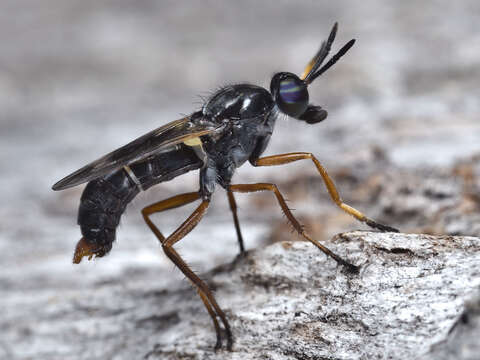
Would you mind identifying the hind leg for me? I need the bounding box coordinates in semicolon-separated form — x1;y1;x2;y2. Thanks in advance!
142;192;232;350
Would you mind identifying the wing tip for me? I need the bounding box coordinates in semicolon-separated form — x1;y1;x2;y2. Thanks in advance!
52;179;74;191
51;182;65;191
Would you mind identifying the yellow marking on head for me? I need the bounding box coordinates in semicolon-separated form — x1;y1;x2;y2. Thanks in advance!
301;58;316;80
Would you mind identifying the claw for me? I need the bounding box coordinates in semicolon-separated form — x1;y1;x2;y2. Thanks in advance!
365;219;399;233
73;237;102;264
213;330;233;352
214;337;222;352
226;335;233;352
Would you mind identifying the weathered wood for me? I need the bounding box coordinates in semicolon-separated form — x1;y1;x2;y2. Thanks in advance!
2;232;478;359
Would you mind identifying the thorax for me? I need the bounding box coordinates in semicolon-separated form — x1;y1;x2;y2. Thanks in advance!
197;84;277;194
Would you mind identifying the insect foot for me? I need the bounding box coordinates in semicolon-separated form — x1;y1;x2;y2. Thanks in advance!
365;219;400;233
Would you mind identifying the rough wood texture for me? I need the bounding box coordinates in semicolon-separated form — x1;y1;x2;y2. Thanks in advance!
422;292;480;360
2;232;478;359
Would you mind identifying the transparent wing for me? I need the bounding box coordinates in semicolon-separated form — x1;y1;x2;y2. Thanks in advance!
52;115;220;190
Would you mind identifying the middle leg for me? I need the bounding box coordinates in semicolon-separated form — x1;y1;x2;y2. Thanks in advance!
230;183;359;273
227;187;245;254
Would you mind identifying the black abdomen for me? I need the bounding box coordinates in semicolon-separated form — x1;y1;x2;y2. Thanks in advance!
78;145;203;256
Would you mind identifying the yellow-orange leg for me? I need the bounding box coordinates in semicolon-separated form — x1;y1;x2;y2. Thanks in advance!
227;188;245;254
197;289;221;347
229;183;359;273
252;153;399;233
141;192;232;350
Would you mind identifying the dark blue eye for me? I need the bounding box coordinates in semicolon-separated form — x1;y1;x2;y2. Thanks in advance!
271;73;309;117
279;78;305;103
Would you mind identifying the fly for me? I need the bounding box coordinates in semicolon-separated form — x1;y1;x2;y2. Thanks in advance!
52;23;398;351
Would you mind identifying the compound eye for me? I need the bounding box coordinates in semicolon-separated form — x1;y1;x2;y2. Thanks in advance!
276;75;309;117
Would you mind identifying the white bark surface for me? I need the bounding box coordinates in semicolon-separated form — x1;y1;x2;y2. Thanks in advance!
422;291;480;360
3;231;479;360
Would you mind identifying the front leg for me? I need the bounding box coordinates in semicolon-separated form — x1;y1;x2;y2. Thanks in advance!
251;152;399;233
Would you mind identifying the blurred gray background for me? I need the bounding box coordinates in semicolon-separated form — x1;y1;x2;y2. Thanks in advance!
1;1;479;359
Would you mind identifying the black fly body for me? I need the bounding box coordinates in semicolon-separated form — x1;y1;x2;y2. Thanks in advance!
52;23;398;350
